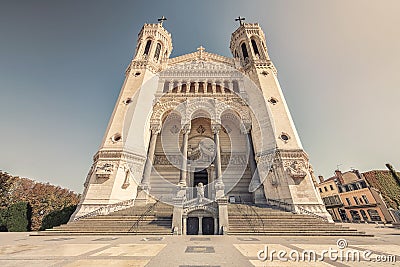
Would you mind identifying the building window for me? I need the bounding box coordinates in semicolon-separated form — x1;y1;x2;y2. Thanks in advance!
154;43;161;60
279;133;290;142
367;209;382;221
143;40;152;55
353;196;360;205
323;186;327;192
350;210;361;222
334;195;341;205
346;198;351;206
251;39;260;56
360;210;369;221
319;188;322;193
362;195;369;204
241;43;249;59
330;185;334;190
360;181;367;188
348;184;354;191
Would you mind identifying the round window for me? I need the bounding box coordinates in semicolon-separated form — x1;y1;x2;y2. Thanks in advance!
111;133;122;143
124;98;132;104
280;133;290;142
269;97;278;105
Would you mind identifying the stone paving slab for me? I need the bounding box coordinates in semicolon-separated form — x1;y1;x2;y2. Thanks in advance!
91;244;166;257
0;224;398;266
63;259;149;267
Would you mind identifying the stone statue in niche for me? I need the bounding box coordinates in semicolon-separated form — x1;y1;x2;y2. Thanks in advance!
197;182;205;203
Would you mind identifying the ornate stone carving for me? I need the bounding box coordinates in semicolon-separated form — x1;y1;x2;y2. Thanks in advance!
284;160;307;179
95;161;115;179
150;124;162;134
220;153;247;165
211;124;221;134
154;154;181;165
181;123;191;134
196;125;206;134
170;124;179;134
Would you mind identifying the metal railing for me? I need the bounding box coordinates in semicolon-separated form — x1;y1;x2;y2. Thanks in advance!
234;197;266;232
128;198;161;233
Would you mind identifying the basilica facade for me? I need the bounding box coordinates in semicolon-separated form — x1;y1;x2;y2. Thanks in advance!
70;19;332;234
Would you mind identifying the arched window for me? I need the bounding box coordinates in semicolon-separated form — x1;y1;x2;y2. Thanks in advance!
135;43;141;57
251;39;260;56
154;43;162;60
143;40;152;56
241;43;249;59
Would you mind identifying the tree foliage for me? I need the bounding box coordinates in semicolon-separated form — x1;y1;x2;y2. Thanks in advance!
0;171;80;231
363;170;400;209
40;205;77;230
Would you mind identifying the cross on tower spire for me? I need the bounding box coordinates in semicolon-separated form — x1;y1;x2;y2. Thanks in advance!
235;16;245;26
158;16;167;26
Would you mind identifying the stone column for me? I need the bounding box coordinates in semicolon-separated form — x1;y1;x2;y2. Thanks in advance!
198;216;203;235
194;82;199;94
212;124;222;183
137;126;160;204
204;81;209;94
183;216;187;235
220;81;225;94
212;124;225;199
177;81;182;93
214;217;218;235
168;80;174;93
186;81;191;93
179;124;191;186
211;81;217;94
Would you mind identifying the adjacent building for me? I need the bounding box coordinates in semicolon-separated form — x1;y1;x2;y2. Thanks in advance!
318;170;396;223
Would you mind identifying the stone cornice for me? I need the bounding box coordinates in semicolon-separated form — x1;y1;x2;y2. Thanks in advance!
93;149;146;163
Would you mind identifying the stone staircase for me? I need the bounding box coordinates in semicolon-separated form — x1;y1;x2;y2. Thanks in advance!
40;202;173;235
227;203;370;236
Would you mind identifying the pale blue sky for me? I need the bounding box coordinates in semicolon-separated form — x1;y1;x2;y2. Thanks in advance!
1;0;399;192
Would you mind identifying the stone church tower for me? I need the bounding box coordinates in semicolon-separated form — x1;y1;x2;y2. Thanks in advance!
70;19;332;234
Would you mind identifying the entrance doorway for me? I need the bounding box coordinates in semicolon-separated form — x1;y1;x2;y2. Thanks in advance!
193;169;208;198
187;217;199;235
202;217;214;235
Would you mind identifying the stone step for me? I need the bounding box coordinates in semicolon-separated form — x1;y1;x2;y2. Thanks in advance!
226;203;368;236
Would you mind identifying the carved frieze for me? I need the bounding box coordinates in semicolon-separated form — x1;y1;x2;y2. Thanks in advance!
95;161;115;180
283;159;307;179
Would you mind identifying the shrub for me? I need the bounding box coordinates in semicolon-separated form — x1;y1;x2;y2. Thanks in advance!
0;202;31;232
40;205;77;230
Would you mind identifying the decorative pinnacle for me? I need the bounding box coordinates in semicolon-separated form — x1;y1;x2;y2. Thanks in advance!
197;46;205;58
235;16;245;26
158;16;167;26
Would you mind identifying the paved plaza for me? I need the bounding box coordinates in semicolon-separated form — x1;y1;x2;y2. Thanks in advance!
0;224;399;267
